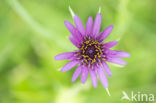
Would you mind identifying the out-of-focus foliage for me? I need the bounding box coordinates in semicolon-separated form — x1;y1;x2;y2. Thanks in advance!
0;0;156;103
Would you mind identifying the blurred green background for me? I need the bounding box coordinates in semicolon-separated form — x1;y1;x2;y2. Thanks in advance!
0;0;156;103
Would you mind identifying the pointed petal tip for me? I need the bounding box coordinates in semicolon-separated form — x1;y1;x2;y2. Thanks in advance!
61;69;65;72
105;88;111;96
116;60;127;65
68;6;75;17
104;41;118;48
72;66;81;82
64;21;73;28
73;14;78;17
122;52;131;58
121;52;131;58
108;73;112;77
113;41;118;46
81;77;87;84
90;69;97;88
97;13;101;15
61;60;78;72
81;79;86;84
105;25;114;31
74;15;85;35
54;55;62;60
86;16;93;36
64;20;73;26
64;20;68;24
87;16;93;21
114;41;118;43
122;61;127;65
69;35;80;48
98;67;108;88
109;24;114;29
126;53;131;58
64;21;70;27
72;79;75;82
110;24;114;26
98;24;114;42
54;52;75;60
54;56;58;60
93;13;102;36
96;12;101;16
98;7;101;13
81;67;89;84
93;84;98;88
102;61;112;77
107;58;127;65
54;56;56;60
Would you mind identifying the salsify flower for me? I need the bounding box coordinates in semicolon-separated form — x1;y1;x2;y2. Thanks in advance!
55;7;130;95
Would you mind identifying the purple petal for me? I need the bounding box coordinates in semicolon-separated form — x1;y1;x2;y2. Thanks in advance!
64;21;82;42
97;67;108;88
106;58;127;65
108;50;130;58
104;41;118;48
98;25;113;42
72;66;81;82
90;69;97;88
74;15;85;35
69;35;79;48
92;13;101;37
81;66;89;84
86;17;93;36
61;60;79;72
64;21;76;35
74;30;83;41
102;61;112;77
55;52;75;60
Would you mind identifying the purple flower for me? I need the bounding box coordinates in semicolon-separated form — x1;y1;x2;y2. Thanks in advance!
55;11;130;90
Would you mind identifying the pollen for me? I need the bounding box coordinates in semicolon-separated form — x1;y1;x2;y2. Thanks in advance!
79;36;103;66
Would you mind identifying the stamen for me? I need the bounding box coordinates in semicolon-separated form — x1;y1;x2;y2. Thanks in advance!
79;36;104;66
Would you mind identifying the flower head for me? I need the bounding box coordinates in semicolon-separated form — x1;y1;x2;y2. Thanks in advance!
55;8;130;94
